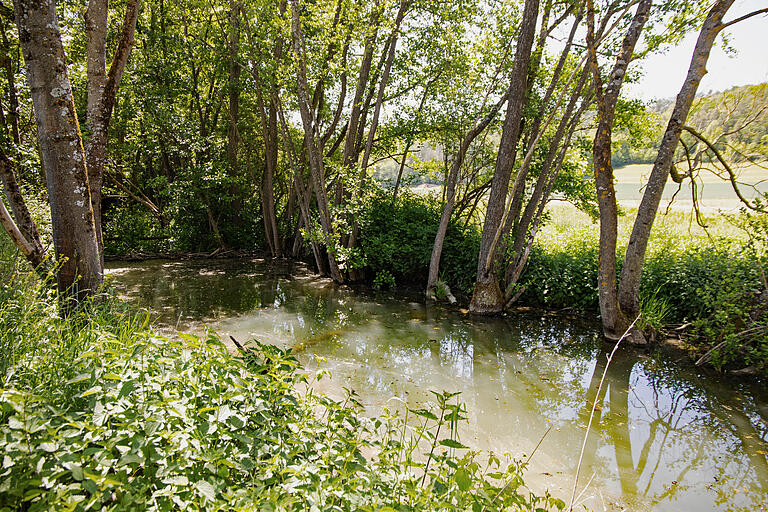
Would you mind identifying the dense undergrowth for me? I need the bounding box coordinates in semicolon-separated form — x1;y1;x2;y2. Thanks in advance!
357;191;480;294
522;209;768;372
0;237;562;511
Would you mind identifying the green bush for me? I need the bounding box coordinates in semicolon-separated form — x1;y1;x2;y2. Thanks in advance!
373;269;396;290
520;238;599;311
357;190;480;294
519;227;767;371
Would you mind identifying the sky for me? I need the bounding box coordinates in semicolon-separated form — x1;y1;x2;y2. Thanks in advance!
626;0;768;101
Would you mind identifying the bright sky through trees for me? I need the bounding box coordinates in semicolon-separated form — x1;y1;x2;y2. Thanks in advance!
628;0;767;100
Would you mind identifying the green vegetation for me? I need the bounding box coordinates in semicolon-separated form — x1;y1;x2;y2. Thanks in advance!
0;238;563;511
358;191;480;295
521;206;768;372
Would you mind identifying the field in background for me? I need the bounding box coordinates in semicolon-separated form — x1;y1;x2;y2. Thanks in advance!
539;202;749;251
614;163;767;212
403;162;766;239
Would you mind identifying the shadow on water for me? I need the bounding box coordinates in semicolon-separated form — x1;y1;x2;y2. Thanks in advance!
107;258;768;512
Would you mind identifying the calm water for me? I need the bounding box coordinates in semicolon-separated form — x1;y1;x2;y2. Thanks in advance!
106;258;768;511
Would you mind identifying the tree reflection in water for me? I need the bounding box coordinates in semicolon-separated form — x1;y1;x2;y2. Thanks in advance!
577;345;768;511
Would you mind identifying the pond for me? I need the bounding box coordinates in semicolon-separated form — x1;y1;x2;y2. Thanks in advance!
106;258;768;512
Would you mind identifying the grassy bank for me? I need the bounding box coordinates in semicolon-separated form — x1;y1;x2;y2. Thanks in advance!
0;235;562;511
522;205;768;372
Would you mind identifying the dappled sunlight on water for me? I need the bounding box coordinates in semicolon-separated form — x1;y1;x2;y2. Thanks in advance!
107;258;768;512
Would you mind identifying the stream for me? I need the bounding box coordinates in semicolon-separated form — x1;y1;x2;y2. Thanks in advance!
106;257;768;511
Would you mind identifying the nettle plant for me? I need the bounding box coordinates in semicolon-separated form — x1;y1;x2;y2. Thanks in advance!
0;330;564;511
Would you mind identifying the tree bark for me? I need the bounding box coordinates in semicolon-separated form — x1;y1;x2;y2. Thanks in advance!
84;0;140;260
469;0;539;314
15;0;103;300
618;0;735;317
586;0;651;341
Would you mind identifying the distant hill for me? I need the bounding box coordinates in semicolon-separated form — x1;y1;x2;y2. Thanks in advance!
613;83;768;167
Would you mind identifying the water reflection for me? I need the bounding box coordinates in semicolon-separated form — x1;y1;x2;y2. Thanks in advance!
107;258;768;511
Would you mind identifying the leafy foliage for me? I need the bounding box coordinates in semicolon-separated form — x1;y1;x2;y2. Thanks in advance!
357;190;480;294
520;217;768;371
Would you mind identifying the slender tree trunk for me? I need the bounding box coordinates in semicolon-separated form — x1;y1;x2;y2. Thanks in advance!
263;100;282;256
84;0;140;261
340;11;377;173
586;0;651;341
347;0;409;251
227;0;241;174
504;97;590;302
618;0;736;317
504;68;591;292
0;149;45;266
14;0;103;300
469;0;539;314
276;97;327;274
0;191;35;260
0;16;20;145
290;0;343;282
426;95;507;299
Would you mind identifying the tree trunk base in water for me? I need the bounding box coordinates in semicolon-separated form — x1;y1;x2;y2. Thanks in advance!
603;324;647;346
469;279;504;315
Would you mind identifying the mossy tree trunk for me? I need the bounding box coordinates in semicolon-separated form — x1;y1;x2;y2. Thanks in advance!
14;0;103;301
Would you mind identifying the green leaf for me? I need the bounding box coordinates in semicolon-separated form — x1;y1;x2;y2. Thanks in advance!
408;408;438;421
195;480;216;501
118;380;136;398
454;468;472;491
70;464;84;481
439;439;469;449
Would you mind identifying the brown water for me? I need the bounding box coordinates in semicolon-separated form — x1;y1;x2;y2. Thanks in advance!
106;258;768;512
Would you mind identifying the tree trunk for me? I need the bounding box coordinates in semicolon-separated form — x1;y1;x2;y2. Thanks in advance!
290;0;343;283
227;0;241;174
0;149;45;267
469;0;539;314
0;16;20;145
426;94;506;299
504;68;591;293
618;0;735;317
14;0;103;300
340;8;379;174
586;0;651;342
84;0;140;260
348;0;409;251
504;98;590;304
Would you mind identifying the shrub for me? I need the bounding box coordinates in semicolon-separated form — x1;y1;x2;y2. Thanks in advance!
357;190;480;294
